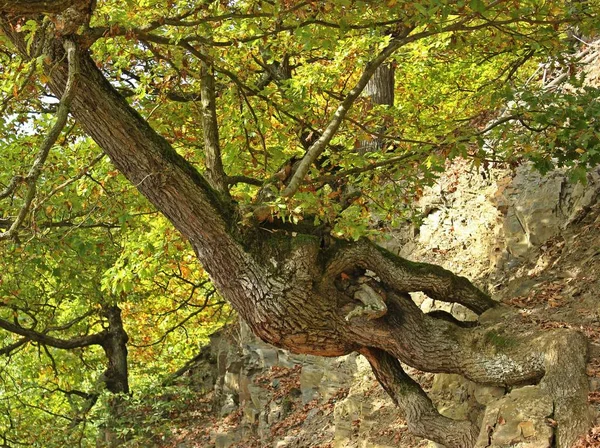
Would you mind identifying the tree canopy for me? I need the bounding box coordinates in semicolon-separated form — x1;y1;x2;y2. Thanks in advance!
0;0;599;446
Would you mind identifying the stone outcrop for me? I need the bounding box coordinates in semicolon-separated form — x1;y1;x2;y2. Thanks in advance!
476;386;554;448
499;165;600;259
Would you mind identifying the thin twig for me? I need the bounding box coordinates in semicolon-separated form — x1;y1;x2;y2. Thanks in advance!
0;39;80;241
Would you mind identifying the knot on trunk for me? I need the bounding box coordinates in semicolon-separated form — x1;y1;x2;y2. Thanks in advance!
345;282;387;321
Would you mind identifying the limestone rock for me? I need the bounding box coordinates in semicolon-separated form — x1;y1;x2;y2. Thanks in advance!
439;401;471;421
214;431;240;448
430;373;475;402
219;396;237;417
476;386;554;448
255;347;278;368
274;436;299;447
501;165;600;258
300;365;324;403
474;384;506;406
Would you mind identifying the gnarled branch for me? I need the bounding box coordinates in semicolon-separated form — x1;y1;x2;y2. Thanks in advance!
200;59;229;196
326;239;496;314
0;337;28;356
282;34;410;197
0;317;107;349
345;283;387;321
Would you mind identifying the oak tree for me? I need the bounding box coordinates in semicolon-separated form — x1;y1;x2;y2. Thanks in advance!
1;1;598;446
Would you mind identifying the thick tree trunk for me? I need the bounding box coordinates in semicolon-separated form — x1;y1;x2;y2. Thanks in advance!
100;306;129;395
538;329;590;447
97;305;130;448
44;47;271;326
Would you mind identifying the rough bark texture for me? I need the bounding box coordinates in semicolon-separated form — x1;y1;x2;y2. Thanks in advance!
0;0;86;14
364;63;395;106
283;37;409;197
538;330;590;447
0;22;591;447
346;291;544;386
200;60;229;196
324;240;497;314
97;306;130;448
360;63;395;153
100;306;129;395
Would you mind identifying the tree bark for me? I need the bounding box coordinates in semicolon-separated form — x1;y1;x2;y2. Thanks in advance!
41;45;590;448
100;306;129;395
200;59;229;196
538;329;590;447
0;0;87;15
97;305;130;448
360;63;395;153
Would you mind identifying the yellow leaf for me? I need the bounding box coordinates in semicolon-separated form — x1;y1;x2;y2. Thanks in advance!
181;265;191;278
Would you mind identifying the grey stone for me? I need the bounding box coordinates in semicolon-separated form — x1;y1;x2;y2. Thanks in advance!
501;165;600;257
215;431;239;448
430;373;474;402
306;408;322;420
439;402;470;420
474;384;506;406
242;403;260;425
274;436;299;447
333;425;353;448
268;401;281;424
475;385;554;448
421;297;435;313
320;384;345;401
238;372;251;403
360;443;396;448
451;303;478;322
247;383;267;409
223;371;239;393
276;350;298;368
333;393;371;427
256;348;279;368
300;365;324;403
219;395;237;416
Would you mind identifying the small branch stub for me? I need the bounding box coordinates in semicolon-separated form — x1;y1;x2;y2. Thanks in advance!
345;282;388;321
